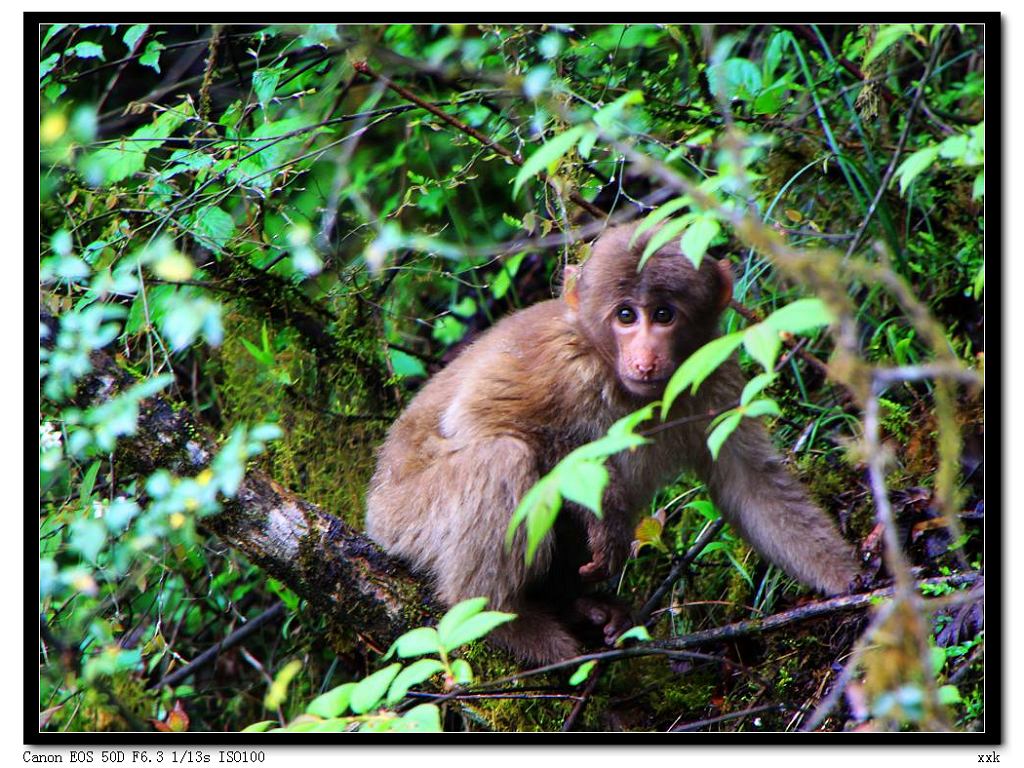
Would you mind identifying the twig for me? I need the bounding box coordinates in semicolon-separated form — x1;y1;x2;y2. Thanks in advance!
561;512;727;730
872;363;983;387
560;665;602;731
844;27;948;259
728;299;831;378
149;602;285;690
798;600;896;731
654;572;980;652
637;518;727;627
670;702;782;732
353;61;606;220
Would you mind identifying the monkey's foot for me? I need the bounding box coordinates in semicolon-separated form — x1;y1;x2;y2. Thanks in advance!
572;595;633;647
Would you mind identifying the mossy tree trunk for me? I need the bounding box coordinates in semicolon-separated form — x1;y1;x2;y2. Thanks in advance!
70;331;440;657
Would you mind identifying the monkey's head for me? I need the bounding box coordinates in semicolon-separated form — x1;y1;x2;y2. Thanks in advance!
565;223;733;400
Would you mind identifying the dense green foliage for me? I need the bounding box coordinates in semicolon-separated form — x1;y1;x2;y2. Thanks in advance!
39;23;985;733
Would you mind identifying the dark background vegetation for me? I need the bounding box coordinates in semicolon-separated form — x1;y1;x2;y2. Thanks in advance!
38;22;986;734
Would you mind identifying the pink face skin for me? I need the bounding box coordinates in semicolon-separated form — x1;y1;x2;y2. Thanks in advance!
611;301;681;398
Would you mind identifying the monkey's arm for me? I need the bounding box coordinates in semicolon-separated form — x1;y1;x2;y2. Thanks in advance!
703;417;861;595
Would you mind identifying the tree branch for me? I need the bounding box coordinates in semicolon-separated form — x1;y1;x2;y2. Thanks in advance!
61;323;440;657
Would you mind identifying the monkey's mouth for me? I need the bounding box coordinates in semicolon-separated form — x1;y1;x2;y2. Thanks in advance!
621;376;670;396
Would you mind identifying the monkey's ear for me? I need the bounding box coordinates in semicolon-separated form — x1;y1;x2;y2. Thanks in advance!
563;264;581;310
715;259;734;311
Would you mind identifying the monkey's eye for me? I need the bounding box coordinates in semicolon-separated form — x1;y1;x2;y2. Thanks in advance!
616;306;638;325
652;306;675;324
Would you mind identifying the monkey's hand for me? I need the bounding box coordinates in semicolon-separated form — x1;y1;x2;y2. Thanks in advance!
578;554;612;583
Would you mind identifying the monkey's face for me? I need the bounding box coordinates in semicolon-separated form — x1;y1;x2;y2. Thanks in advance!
567;223;734;400
609;300;684;398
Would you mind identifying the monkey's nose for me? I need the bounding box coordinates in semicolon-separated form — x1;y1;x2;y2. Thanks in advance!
632;361;657;378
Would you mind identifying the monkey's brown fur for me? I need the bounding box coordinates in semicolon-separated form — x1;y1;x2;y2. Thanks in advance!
366;223;860;664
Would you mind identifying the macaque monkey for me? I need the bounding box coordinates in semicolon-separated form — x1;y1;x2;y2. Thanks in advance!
366;223;861;664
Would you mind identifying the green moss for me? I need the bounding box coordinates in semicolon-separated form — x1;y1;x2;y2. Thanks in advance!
210;308;388;527
879;397;911;442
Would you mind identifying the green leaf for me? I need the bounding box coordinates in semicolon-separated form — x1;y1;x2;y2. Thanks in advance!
661;332;744;417
241;720;275;733
306;683;356;718
298;25;340;48
607;403;657;439
40;53;60;79
71;41;105;61
938;133;968;161
894;145;939;195
249;423;283;443
436;598;488;644
763;298;835;335
577;129;598;160
253;66;284;107
389;348;427;378
684;499;720;523
569;660;597;685
69;518;107;563
863;24;913;69
707;413;742;460
558;460;608;517
441;611;516;653
524;485;562;564
241;338;273;366
742;398;781;420
752;81;789;115
122;24;148;51
973;170;984;201
708;57;762;101
139;41;165;73
512;125;585;198
740;372;776;406
234;116;311;188
743;322;782;371
632;197;691;245
349;663;402;714
938;684;962;706
522;65;552;99
262;663;301;708
592;89;644;131
640;216;691;267
103;498;138;534
396;703;442;732
79;460;102;504
189;206;236;252
763;30;790;81
41;25;67;51
614;625;652;646
51;228;72;257
386;659;444;705
391;626;442;659
451;295;477;318
90;101;194;185
680;215;720;268
449;659;474;685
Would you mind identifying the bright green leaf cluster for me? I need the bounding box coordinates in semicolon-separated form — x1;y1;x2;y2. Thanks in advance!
506;404;656;564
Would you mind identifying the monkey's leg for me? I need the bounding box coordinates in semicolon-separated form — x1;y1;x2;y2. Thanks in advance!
705;420;861;595
418;437;586;664
489;605;582;665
